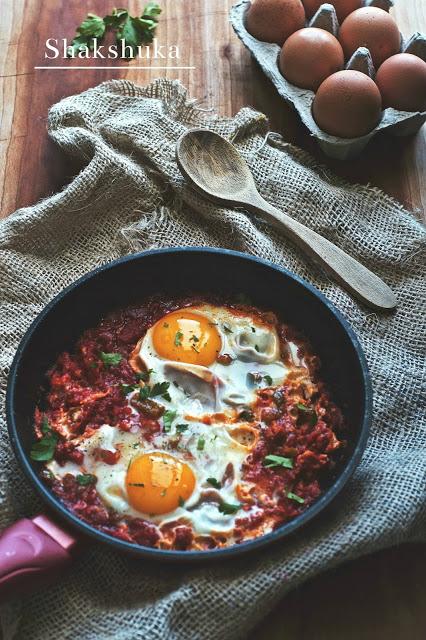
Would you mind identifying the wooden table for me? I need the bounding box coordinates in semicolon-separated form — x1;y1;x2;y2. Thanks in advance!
1;1;425;637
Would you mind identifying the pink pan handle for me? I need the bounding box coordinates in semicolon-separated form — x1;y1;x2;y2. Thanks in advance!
0;515;80;602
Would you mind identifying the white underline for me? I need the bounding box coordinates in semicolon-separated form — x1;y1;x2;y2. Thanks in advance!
34;66;196;70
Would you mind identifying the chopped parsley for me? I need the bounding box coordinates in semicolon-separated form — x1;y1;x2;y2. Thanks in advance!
263;454;294;469
139;381;171;402
191;344;200;353
178;496;185;507
120;383;138;395
30;417;58;461
190;335;199;343
218;501;241;515
163;409;177;432
76;474;97;486
287;492;305;504
99;351;122;366
207;477;221;489
254;344;260;353
247;372;273;388
296;403;318;426
197;437;205;451
174;330;184;347
136;369;153;382
176;424;189;433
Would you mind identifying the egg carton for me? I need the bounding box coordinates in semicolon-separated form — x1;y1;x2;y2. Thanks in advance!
230;0;426;159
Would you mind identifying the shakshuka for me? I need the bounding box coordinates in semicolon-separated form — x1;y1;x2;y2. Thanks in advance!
32;297;344;550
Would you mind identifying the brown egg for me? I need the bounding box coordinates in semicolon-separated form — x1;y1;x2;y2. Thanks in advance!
339;7;401;68
279;28;344;91
312;70;382;137
302;0;362;23
246;0;306;46
376;53;426;112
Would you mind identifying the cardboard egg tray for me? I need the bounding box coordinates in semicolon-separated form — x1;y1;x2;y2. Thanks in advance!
230;0;426;159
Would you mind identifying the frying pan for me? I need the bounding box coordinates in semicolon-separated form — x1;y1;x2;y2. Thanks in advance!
1;248;372;601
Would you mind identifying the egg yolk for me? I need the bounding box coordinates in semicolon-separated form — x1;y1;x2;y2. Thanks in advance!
152;310;222;366
126;452;195;515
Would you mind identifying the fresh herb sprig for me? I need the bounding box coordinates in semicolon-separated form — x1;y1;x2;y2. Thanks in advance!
139;381;171;402
68;3;161;57
30;417;58;461
263;454;294;469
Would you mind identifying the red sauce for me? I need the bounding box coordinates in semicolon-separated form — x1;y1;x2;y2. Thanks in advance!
35;296;345;550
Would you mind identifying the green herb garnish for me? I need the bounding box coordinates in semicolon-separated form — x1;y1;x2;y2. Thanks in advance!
120;383;138;395
76;474;97;486
30;418;58;461
136;369;153;382
218;501;241;515
296;403;318;426
207;477;221;489
176;424;189;433
197;437;205;451
68;3;161;57
174;330;184;347
263;454;294;469
163;409;177;432
100;352;122;367
263;374;273;386
139;380;171;402
287;492;305;504
178;496;185;507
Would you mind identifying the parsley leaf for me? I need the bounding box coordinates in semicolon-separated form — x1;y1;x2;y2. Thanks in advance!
207;477;221;489
263;454;294;469
176;424;189;433
219;501;241;515
263;374;273;386
150;381;171;401
67;13;106;55
163;409;177;432
40;416;50;434
30;419;58;462
76;473;97;486
174;330;184;347
197;437;205;451
68;3;161;58
120;383;138;396
296;403;318;426
287;491;305;504
178;496;185;507
136;369;153;382
100;352;122;367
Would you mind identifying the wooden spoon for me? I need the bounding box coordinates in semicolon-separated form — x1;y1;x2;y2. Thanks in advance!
176;129;397;311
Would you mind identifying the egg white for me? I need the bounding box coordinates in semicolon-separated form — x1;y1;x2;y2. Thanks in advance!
48;304;305;540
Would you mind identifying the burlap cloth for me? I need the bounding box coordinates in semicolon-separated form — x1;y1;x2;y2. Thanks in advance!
0;78;425;640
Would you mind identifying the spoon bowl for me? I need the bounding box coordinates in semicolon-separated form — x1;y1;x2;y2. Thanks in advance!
176;129;255;203
176;128;397;311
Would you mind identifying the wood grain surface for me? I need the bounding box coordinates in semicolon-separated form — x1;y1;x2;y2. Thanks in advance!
1;0;425;638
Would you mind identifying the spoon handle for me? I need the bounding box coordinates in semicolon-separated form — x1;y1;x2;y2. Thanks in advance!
245;193;397;310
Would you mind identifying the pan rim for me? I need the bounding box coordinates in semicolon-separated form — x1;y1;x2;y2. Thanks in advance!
6;246;372;562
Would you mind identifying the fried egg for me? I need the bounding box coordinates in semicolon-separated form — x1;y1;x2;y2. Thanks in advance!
48;304;304;538
47;419;258;535
132;305;289;416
